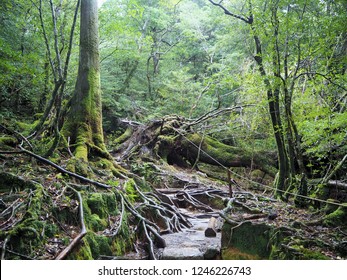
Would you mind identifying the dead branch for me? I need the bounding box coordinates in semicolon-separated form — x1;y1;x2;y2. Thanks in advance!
55;186;87;260
0;124;33;150
208;0;253;24
187;106;253;128
327;180;347;189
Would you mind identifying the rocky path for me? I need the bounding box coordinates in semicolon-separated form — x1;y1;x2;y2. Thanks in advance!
160;210;221;260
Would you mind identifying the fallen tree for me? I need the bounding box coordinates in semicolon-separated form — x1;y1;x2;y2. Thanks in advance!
113;115;277;177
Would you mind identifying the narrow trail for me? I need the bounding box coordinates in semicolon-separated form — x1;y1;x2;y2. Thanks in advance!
160;209;222;260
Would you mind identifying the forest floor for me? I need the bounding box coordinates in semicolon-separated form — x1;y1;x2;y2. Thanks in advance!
1;120;347;260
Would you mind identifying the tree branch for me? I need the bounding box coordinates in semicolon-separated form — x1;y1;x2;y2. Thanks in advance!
208;0;252;24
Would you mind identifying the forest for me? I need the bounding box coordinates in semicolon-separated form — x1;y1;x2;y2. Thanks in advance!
0;0;346;260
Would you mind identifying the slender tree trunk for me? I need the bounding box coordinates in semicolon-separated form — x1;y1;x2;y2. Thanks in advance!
62;0;107;162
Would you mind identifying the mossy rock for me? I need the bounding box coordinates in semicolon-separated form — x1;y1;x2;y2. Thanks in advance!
221;221;273;259
222;247;260;260
0;171;37;192
85;232;113;259
0;136;18;147
323;203;347;227
68;225;134;259
82;192;119;232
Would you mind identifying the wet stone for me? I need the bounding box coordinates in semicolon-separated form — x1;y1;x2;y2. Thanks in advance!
161;247;204;260
160;213;221;260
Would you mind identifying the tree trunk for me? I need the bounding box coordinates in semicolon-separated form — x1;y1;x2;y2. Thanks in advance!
62;0;107;162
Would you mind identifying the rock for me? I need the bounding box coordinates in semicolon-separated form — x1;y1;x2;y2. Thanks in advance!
205;217;217;237
204;245;220;259
161;247;204;260
336;241;347;257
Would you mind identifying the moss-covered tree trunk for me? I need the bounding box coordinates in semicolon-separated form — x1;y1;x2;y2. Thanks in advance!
63;0;106;162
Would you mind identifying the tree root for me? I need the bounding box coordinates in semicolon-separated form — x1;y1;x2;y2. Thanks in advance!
55;186;87;260
0;148;118;190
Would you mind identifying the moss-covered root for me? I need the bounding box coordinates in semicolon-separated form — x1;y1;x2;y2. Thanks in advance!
1;184;59;259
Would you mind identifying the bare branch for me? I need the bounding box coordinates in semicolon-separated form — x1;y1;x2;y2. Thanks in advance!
208;0;252;24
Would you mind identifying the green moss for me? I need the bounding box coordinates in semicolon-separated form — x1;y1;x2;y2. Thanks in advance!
293;246;330;260
69;239;93;260
124;179;138;203
221;221;273;259
323;199;340;214
186;134;276;175
312;184;330;201
87;193;108;218
222;247;259;260
66;157;90;177
16;120;40;134
82;192;119;232
114;127;133;145
0;171;37;192
0;136;18;147
324;203;347;227
85;232;112;259
44;223;59;237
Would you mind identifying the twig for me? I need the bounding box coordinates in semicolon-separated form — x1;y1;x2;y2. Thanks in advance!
55;186;87;260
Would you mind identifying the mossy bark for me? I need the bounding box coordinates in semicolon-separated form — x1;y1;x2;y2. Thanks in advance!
62;0;107;166
180;133;277;176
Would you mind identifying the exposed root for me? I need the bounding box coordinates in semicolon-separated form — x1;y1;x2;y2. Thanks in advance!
55;186;87;260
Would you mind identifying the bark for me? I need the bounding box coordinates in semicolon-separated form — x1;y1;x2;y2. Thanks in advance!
62;0;106;162
179;133;277;177
115;117;277;177
208;0;293;196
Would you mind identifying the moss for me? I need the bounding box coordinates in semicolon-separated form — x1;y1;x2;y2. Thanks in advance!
275;244;331;260
86;192;118;219
185;134;276;176
0;171;37;192
83;192;119;232
221;221;273;259
85;232;113;259
313;183;330;201
44;223;59;237
52;205;78;225
124;179;138;203
0;136;18;147
69;239;93;260
68;215;134;259
16;120;40;134
222;247;259;260
66;157;90;177
323;203;347;227
87;193;108;218
323;199;340;214
113;127;133;145
3;184;52;258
